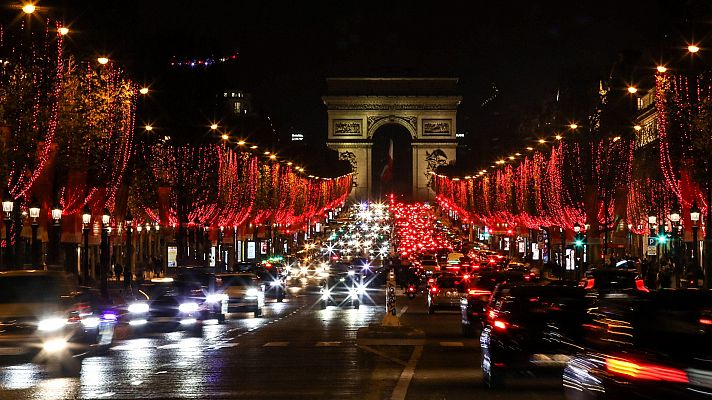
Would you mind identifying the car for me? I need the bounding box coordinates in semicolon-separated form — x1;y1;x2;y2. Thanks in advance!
563;290;712;400
579;268;649;294
126;278;205;336
420;259;440;275
427;273;467;314
0;270;117;376
218;273;265;317
171;267;227;323
460;270;529;337
256;263;287;302
480;285;588;388
320;272;365;309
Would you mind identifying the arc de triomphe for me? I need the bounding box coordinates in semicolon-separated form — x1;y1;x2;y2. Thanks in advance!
324;78;461;201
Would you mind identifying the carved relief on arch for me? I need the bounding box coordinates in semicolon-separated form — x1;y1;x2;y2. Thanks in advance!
367;115;417;139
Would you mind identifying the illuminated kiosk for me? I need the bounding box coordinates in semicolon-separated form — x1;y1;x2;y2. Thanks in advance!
324;78;461;201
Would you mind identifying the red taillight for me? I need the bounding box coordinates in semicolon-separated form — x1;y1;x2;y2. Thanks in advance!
430;287;439;294
700;318;712;325
487;310;496;320
635;279;649;292
605;358;688;383
580;279;595;289
407;286;416;292
428;278;435;284
493;320;507;330
462;274;470;280
468;289;492;296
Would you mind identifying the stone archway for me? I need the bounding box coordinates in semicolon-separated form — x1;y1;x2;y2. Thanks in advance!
324;78;461;201
371;123;413;200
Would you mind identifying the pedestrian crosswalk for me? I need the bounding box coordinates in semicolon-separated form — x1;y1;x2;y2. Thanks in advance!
112;340;470;351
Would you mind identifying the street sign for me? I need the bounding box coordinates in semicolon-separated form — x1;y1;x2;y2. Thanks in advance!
647;245;657;256
647;237;657;247
536;234;544;244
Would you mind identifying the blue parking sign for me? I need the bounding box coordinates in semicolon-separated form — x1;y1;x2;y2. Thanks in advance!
647;237;657;246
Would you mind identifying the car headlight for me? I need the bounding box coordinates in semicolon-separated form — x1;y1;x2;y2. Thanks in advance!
81;316;101;328
128;303;149;313
178;302;200;313
206;294;228;303
356;285;366;295
38;317;66;332
321;289;331;300
347;270;355;276
270;280;282;287
246;288;259;297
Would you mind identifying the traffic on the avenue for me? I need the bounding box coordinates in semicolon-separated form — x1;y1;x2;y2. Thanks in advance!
3;3;712;399
1;200;709;399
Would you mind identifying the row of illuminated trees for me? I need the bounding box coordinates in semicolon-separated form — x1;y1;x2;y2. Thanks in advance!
0;17;352;283
433;68;711;287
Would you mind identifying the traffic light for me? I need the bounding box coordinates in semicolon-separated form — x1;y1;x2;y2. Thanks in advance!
575;238;584;247
657;234;667;244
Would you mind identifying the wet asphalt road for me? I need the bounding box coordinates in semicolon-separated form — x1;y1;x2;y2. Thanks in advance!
0;277;565;400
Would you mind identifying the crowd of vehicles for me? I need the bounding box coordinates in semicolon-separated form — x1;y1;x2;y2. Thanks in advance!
393;203;712;399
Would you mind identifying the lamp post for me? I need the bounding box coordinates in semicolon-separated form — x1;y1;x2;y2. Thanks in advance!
100;208;110;298
669;208;681;288
193;218;200;263
573;223;581;280
82;205;91;283
2;192;14;269
204;223;210;266
124;211;133;287
136;224;143;267
690;201;701;284
627;223;633;257
217;226;224;272
648;212;657;265
29;199;40;268
50;204;62;269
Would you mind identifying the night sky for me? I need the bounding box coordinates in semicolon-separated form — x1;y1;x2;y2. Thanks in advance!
10;1;710;156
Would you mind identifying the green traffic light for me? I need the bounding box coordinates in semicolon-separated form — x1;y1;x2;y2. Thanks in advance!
575;239;584;247
657;235;667;244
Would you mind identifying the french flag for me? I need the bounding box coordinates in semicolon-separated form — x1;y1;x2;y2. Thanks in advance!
380;139;394;183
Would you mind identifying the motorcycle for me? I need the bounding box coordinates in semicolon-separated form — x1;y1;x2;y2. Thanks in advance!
406;284;417;299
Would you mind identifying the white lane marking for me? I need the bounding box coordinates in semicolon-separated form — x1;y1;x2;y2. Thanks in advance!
157;344;182;349
396;305;409;317
210;343;239;349
315;341;341;347
390;345;423;400
439;341;464;347
263;341;289;347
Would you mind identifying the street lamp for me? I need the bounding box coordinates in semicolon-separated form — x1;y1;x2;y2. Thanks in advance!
648;212;657;235
124;211;133;287
22;3;36;14
690;201;701;277
627;223;633;256
204;223;211;265
100;207;110;298
29;198;40;268
217;226;224;272
2;191;14;269
573;223;582;280
81;205;91;283
669;208;682;286
49;203;62;268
